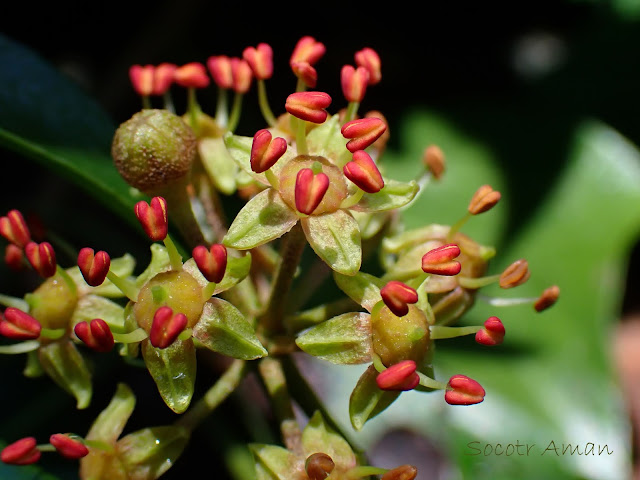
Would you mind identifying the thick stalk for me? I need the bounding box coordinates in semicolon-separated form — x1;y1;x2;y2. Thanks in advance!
260;223;306;335
175;359;247;432
258;357;302;455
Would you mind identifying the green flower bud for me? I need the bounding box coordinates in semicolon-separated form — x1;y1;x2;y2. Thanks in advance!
26;271;78;331
112;109;197;194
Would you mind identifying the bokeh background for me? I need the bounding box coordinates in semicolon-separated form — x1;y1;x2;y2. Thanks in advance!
2;1;640;479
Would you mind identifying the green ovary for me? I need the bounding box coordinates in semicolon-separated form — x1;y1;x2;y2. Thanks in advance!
133;270;205;332
28;273;78;330
371;303;431;367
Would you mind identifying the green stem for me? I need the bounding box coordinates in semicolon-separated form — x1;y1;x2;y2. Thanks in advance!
429;325;482;340
0;294;29;310
163;234;183;271
344;466;388;479
258;357;302;454
0;341;39;354
342;101;359;125
187;87;200;134
446;212;471;241
417;371;447;390
175;359;247;432
457;273;501;289
106;271;139;302
295;77;306;93
265;168;280;190
477;293;536;307
339;189;364;209
260;223;306;335
227;92;243;133
163;91;175;114
258;79;277;127
295;118;308;155
201;282;217;301
215;88;229;128
112;328;148;343
39;328;66;340
141;96;151;110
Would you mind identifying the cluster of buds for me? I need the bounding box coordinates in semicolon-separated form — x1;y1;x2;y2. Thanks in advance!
0;34;560;479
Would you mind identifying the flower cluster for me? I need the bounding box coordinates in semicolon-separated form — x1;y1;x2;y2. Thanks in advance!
0;35;559;479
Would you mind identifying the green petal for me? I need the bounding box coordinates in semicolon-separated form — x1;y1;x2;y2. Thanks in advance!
141;338;196;414
199;136;238;195
250;444;302;480
301;411;357;469
117;425;190;480
70;294;125;330
305;115;347;165
192;298;267;360
223;189;298;249
333;271;385;313
301;210;361;276
350;210;392;240
38;340;92;409
349;364;400;431
85;383;136;444
350;179;419;213
295;312;372;365
136;244;171;288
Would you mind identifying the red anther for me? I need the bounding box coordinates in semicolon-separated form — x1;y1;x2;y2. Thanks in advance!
129;65;154;96
475;316;505;346
250;129;288;173
468;184;501;215
341;65;369;103
291;61;318;88
207;55;233;89
134;196;168;242
295;169;330;215
380;280;418;317
0;307;41;340
192;243;227;284
376;360;420;391
74;319;115;353
5;244;24;272
422;144;445;180
150;306;188;349
381;465;418;480
0;209;31;247
152;63;177;95
24;241;56;278
343;150;384;194
77;247;111;287
1;437;40;465
499;259;530;289
243;43;273;80
445;375;485;405
421;243;462;276
355;47;382;85
231;58;253;94
49;434;89;459
290;36;326;68
341;117;387;153
534;285;560;312
173;62;210;89
285;91;332;124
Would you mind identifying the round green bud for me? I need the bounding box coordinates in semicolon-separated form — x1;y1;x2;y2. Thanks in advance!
27;272;78;331
112;109;197;193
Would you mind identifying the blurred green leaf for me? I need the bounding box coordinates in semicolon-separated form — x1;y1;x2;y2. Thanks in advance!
0;33;141;226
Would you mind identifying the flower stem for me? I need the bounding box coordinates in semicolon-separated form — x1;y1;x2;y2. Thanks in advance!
447;212;471;241
457;273;501;289
227;92;243;133
112;328;148;343
429;325;482;340
343;101;359;124
295;118;308;155
215;88;229;128
258;356;302;454
260;223;306;335
163;234;183;271
106;271;139;302
0;294;29;311
0;341;39;354
258;79;277;127
417;371;447;390
175;359;247;432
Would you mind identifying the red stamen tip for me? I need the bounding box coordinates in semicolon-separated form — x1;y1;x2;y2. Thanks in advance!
134;196;168;242
49;434;89;459
0;209;31;247
376;360;420;391
343;150;384;193
1;437;40;465
445;375;485;405
294;168;330;215
192;244;227;284
174;62;210;89
250;129;288;173
421;243;462;276
475;316;505;346
243;43;273;80
0;307;41;340
285;91;332;124
341;65;369;103
150;306;188;349
341;117;387;153
24;241;56;278
380;280;418;317
74;319;114;353
355;47;382;85
77;247;111;287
